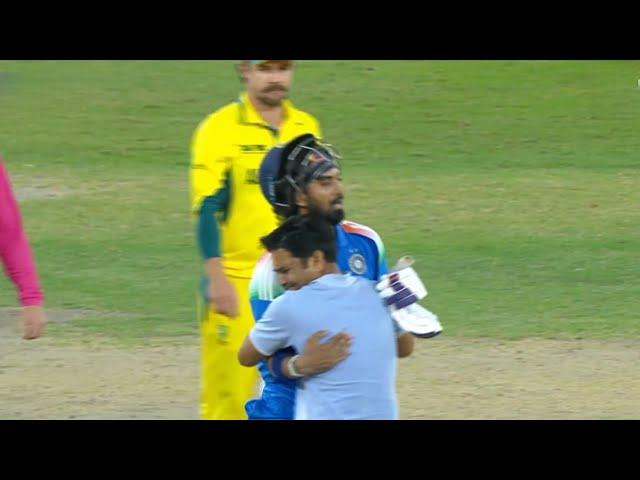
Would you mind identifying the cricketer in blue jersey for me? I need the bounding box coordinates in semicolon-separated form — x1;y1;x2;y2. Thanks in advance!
239;215;414;419
246;134;441;419
247;134;389;419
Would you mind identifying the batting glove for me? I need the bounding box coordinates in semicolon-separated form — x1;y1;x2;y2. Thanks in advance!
376;256;442;338
391;304;442;339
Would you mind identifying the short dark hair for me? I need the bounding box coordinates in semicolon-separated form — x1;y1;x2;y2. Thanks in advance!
260;215;337;263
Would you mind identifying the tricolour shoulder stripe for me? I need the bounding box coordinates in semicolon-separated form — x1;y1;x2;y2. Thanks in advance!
250;252;284;301
340;220;386;258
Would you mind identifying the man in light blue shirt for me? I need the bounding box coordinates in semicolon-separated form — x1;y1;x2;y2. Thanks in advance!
238;215;414;420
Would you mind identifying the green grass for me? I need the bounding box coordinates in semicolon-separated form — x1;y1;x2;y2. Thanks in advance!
0;60;638;342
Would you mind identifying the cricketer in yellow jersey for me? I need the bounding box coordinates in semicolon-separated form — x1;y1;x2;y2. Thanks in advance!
190;60;322;419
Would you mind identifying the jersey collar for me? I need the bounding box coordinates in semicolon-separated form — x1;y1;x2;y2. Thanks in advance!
237;91;294;127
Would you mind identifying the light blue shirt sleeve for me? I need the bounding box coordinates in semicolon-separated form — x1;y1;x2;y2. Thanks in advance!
248;298;291;357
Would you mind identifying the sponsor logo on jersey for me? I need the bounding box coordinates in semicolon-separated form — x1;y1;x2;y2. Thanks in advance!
240;144;268;153
245;168;259;184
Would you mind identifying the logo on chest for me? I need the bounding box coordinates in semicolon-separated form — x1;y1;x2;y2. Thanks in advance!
240;144;268;153
244;168;259;184
348;253;367;275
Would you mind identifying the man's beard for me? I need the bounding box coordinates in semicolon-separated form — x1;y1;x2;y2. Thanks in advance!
307;199;345;225
328;209;345;225
258;86;289;107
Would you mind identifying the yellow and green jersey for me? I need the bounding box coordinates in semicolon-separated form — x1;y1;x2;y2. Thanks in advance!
190;92;322;278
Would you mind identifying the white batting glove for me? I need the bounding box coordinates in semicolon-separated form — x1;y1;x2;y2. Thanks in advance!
391;304;442;339
376;256;427;310
376;256;442;339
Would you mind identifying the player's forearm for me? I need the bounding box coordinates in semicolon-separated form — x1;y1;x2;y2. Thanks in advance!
198;201;228;282
397;332;415;358
197;197;222;260
0;230;44;307
0;161;44;306
238;336;266;367
266;347;297;379
272;355;306;379
271;353;316;379
204;257;225;279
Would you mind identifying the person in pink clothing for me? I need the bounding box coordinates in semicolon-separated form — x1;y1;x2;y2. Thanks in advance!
0;157;46;339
